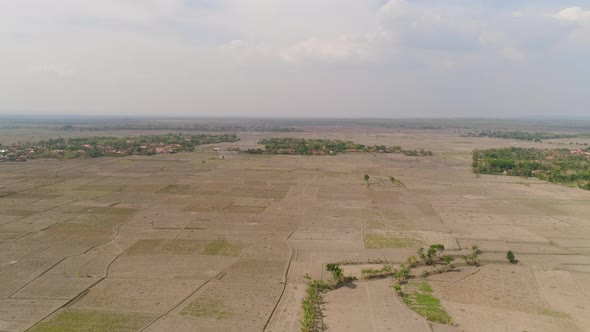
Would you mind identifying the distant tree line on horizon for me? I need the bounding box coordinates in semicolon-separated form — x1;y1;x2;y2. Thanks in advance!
245;138;433;156
0;134;239;161
61;123;302;133
472;147;590;190
463;130;590;142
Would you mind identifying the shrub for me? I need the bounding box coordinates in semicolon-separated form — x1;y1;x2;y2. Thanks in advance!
392;283;403;295
361;265;394;279
406;256;418;268
463;245;480;266
395;264;411;283
419;244;445;265
506;250;516;264
326;263;343;283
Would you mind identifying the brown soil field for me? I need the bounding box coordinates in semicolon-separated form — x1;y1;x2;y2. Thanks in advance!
0;127;589;331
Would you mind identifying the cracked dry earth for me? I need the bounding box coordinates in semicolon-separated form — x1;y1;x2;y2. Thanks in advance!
1;135;590;332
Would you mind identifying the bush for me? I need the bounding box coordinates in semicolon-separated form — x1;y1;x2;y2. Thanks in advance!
463;245;480;266
326;263;343;283
418;244;445;265
392;283;403;295
506;250;516;264
406;256;418;268
394;264;411;283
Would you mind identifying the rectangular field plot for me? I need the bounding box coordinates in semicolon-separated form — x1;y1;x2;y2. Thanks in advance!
430;264;550;314
29;309;156;332
222;204;266;214
0;299;69;332
290;225;362;241
73;279;205;314
221;259;288;284
0;257;63;298
173;281;283;329
225;187;288;199
439;213;567;227
123;239;244;256
108;254;238;279
11;276;99;300
450;224;549;243
44;254;115;278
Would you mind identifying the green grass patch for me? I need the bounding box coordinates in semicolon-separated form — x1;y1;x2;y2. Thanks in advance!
29;309;154;332
539;308;571;319
365;232;420;249
401;280;452;324
203;240;242;257
181;297;232;320
417;282;433;293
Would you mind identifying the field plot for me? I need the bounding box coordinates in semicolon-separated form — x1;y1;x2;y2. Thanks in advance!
0;129;589;332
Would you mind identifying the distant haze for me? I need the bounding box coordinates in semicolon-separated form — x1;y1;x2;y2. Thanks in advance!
1;1;589;118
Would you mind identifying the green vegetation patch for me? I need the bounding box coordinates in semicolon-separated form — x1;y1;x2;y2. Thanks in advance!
401;280;452;324
301;277;331;332
203;240;242;257
0;133;239;161
472;147;590;190
245;137;433;156
181;297;232;320
464;130;586;141
417;282;433;293
365;232;421;249
29;309;155;332
539;308;571;319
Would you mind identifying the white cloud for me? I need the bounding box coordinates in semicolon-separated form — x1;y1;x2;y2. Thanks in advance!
30;63;76;78
500;47;527;61
554;7;590;23
279;33;388;64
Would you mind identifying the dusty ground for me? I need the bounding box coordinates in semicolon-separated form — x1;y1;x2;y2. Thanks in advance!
0;128;589;331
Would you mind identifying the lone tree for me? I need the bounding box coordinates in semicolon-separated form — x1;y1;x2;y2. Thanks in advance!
364;174;370;182
506;250;516;264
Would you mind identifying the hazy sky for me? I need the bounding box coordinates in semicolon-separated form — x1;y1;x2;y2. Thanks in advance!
0;1;589;117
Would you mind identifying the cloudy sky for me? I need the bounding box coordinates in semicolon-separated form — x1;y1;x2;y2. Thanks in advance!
0;0;589;117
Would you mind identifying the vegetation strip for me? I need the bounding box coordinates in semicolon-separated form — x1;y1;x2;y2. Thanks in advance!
301;276;330;332
245;138;433;156
472;147;590;190
0;133;239;161
463;130;590;141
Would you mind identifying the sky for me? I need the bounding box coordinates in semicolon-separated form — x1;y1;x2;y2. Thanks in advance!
0;0;589;118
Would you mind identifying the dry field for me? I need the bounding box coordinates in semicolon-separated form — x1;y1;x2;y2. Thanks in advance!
0;128;589;332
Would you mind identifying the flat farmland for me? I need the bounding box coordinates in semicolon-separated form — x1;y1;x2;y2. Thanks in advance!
1;129;589;332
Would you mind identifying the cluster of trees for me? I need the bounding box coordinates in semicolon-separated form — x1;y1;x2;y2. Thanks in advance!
0;134;239;160
246;138;433;156
463;130;585;141
472;147;590;190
